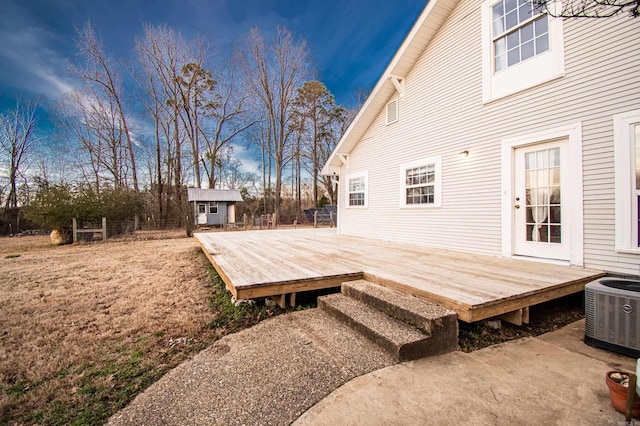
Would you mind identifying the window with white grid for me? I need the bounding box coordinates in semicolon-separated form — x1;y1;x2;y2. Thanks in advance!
492;0;548;72
346;171;368;208
481;0;564;102
399;156;442;208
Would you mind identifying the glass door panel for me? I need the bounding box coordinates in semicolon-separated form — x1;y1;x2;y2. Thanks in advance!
524;147;561;244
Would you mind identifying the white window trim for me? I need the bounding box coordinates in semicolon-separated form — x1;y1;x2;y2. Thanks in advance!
198;203;206;214
346;170;368;209
399;156;442;208
500;122;584;266
481;0;565;103
614;110;640;254
209;202;218;215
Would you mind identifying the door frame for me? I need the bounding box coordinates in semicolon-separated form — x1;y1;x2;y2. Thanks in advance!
500;122;584;266
197;203;208;225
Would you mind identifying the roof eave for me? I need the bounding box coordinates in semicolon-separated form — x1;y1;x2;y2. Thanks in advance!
321;0;458;177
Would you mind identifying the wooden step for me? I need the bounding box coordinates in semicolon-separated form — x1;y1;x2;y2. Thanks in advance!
342;280;458;344
319;294;438;362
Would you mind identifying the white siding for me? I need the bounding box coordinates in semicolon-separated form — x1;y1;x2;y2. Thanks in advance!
337;0;640;276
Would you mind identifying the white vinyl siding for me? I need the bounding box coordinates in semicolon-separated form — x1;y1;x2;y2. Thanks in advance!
336;0;640;275
614;110;640;253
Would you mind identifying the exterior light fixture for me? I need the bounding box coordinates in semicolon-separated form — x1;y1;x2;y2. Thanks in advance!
459;150;469;158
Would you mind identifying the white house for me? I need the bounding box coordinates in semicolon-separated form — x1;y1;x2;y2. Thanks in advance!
322;0;640;276
187;188;243;226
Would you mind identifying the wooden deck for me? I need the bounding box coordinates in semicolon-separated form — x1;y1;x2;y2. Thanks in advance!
195;228;604;323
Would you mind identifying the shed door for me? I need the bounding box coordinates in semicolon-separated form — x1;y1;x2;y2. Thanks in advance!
197;203;207;225
513;140;570;261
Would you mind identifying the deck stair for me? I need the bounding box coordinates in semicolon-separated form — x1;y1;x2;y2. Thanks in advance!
318;280;458;362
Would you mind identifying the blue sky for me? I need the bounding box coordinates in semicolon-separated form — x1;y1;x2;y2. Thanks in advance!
0;0;426;174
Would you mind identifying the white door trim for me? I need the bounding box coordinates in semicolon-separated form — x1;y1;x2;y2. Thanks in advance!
500;122;584;266
197;203;208;225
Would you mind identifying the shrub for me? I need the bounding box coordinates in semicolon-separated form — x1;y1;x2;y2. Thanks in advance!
25;183;76;241
25;182;145;242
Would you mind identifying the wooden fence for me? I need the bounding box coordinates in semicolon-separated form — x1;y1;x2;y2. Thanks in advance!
73;217;107;243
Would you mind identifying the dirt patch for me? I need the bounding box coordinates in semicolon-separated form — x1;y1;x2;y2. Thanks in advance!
0;232;283;425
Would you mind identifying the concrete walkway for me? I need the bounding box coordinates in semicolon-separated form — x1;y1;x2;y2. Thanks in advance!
295;320;637;426
108;309;395;425
108;311;637;426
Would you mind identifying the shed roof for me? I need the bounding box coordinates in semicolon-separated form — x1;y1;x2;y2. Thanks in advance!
187;188;243;202
321;0;459;175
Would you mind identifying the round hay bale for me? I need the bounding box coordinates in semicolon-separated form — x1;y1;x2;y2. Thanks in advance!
50;230;64;245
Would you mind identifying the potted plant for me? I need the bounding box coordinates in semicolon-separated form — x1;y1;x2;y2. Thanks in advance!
606;371;640;418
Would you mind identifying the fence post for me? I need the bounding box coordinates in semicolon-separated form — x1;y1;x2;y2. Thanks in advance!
330;211;335;228
102;217;107;241
72;218;77;243
272;213;277;229
314;211;318;228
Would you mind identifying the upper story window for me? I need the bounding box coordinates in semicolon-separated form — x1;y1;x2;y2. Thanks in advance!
492;0;549;72
481;0;564;103
209;202;218;214
614;110;640;252
399;156;442;208
347;171;368;208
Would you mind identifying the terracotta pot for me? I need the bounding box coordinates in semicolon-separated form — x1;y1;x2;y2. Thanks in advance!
606;371;640;418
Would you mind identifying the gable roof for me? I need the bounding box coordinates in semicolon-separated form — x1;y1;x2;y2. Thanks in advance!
187;188;243;202
322;0;459;175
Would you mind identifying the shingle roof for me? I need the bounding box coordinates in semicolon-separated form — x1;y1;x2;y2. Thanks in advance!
187;188;244;202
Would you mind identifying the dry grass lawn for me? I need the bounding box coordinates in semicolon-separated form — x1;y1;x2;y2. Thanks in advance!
0;232;256;424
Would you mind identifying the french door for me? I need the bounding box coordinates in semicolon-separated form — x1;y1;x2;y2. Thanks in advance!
513;139;570;261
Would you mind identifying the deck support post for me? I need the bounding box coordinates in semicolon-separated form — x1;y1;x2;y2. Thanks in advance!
271;294;287;309
270;293;297;309
498;307;530;326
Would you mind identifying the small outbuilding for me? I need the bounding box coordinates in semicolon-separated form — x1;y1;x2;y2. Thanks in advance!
187;188;243;227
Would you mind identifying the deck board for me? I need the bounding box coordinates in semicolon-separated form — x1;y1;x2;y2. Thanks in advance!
195;228;604;322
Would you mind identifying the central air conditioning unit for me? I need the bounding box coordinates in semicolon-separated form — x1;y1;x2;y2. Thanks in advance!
585;278;640;358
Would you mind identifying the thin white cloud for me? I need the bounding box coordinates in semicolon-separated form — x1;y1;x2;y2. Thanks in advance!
0;3;76;99
230;143;261;175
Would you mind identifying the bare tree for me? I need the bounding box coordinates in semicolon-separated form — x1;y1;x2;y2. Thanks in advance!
71;22;139;191
136;24;193;223
59;87;133;192
0;99;39;209
237;26;310;222
200;67;257;189
534;0;639;18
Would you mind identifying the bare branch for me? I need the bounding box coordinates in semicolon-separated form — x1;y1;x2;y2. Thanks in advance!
534;0;640;18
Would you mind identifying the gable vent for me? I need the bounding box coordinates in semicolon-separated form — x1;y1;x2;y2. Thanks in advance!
386;99;399;125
